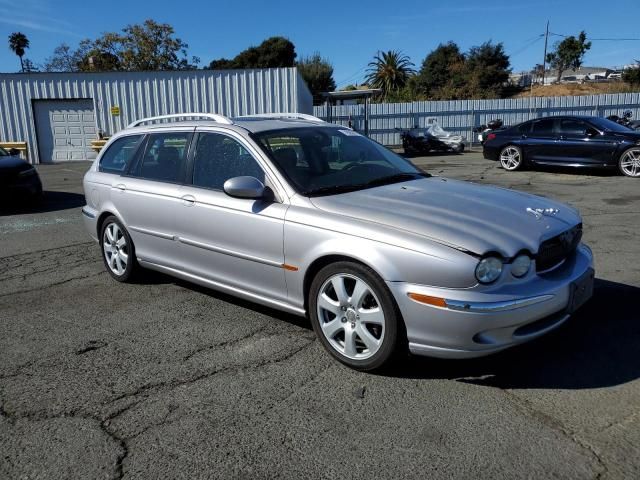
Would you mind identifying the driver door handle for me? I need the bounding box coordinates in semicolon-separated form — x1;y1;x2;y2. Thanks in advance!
181;194;195;206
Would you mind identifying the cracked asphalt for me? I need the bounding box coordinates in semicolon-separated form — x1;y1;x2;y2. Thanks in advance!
1;151;639;479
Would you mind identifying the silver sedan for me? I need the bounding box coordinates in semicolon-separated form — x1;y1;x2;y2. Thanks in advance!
82;113;594;371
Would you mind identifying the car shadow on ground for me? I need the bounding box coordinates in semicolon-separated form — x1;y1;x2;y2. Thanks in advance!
526;165;620;177
0;191;85;216
388;278;640;389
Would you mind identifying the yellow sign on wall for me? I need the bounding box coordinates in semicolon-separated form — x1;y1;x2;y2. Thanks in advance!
110;106;120;116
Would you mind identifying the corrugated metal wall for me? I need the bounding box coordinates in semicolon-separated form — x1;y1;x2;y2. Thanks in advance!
0;68;312;163
314;92;640;145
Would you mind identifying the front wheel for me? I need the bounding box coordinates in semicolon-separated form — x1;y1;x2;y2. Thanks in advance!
309;261;401;371
618;147;640;177
499;145;524;171
100;216;139;282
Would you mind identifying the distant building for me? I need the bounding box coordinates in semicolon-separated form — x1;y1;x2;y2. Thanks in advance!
0;68;312;164
542;66;614;85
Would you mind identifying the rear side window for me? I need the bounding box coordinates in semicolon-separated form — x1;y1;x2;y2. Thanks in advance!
99;135;143;174
134;132;190;183
192;133;264;190
531;119;555;136
517;122;531;134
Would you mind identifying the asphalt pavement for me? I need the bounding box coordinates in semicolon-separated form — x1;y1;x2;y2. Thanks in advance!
1;151;639;479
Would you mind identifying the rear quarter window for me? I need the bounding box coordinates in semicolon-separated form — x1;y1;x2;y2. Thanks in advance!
99;135;143;174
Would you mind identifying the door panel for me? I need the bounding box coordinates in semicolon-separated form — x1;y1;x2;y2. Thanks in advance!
557;120;617;165
111;131;192;266
175;131;288;301
524;118;558;162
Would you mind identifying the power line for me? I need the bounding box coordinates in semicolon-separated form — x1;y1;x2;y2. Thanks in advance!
549;32;640;41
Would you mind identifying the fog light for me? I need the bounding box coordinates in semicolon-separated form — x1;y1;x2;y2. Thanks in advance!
511;254;531;278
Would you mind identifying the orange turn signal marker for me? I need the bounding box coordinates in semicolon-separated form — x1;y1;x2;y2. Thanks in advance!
407;293;447;308
282;263;299;272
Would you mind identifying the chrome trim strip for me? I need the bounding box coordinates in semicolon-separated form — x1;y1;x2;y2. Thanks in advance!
178;237;282;268
138;259;306;316
129;226;175;241
81;207;96;219
445;294;555;313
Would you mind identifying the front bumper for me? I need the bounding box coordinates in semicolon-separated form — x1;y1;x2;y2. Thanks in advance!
388;243;594;359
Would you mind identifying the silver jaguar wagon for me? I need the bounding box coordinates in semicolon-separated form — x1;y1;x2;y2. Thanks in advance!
82;113;594;370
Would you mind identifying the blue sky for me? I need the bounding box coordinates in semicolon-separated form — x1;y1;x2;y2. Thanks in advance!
1;0;639;86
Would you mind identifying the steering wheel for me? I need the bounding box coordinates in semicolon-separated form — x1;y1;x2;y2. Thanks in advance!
341;161;365;172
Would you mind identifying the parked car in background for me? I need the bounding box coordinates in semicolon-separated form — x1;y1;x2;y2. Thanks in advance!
0;147;43;201
83;113;593;371
483;116;640;177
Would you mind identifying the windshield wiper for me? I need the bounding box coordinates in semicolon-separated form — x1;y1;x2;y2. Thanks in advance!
304;172;429;197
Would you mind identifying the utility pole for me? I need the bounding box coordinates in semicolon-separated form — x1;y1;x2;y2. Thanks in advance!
541;20;550;86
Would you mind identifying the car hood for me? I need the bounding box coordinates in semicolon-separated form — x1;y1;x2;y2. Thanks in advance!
309;177;581;257
0;155;31;173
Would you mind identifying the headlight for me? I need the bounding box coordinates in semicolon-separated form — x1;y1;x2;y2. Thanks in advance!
475;256;503;284
511;254;531;278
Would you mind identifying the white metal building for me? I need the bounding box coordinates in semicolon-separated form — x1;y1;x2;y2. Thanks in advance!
0;68;312;164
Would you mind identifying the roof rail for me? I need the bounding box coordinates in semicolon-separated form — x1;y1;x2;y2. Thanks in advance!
127;113;233;128
239;113;325;123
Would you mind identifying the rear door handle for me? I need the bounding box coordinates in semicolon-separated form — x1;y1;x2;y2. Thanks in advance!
181;194;195;206
114;184;126;192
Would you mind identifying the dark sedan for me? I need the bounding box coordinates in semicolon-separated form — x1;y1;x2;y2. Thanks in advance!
0;147;43;201
483;116;640;178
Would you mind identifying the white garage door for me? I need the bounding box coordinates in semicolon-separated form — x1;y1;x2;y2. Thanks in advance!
34;99;98;162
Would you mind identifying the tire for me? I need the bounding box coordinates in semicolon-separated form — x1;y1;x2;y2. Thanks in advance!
499;145;524;171
618;147;640;177
453;144;465;154
308;261;402;371
99;215;138;282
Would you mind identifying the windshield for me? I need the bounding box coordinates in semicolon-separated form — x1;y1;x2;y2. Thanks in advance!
0;147;8;156
254;127;427;196
589;117;635;133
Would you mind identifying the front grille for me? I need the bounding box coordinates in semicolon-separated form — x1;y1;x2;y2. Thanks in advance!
536;224;582;273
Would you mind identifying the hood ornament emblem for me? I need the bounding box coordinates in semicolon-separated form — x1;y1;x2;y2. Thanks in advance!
526;207;559;220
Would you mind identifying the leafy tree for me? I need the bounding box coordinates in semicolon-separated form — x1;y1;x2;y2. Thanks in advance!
22;59;39;73
8;32;29;72
43;19;197;72
546;31;591;82
623;61;640;86
364;50;416;100
464;41;511;97
297;53;336;105
208;37;296;70
414;42;464;97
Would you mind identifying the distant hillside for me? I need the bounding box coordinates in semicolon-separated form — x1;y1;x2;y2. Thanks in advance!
511;82;639;98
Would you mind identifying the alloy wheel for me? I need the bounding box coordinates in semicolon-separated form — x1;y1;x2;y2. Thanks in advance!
620;148;640;177
103;222;129;276
316;273;385;360
500;147;522;170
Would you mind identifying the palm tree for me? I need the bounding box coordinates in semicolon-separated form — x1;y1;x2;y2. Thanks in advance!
8;32;30;72
364;50;416;99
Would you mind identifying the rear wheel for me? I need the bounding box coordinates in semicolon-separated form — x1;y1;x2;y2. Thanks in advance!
618;147;640;177
100;216;138;282
499;145;523;171
309;261;401;371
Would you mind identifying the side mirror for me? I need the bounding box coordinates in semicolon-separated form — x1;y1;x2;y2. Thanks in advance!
586;129;599;137
8;148;20;156
223;176;265;199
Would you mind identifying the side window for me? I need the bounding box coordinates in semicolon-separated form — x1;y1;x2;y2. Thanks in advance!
135;132;190;183
560;120;587;136
192;133;265;190
531;119;555;136
517;122;531;134
99;135;143;174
